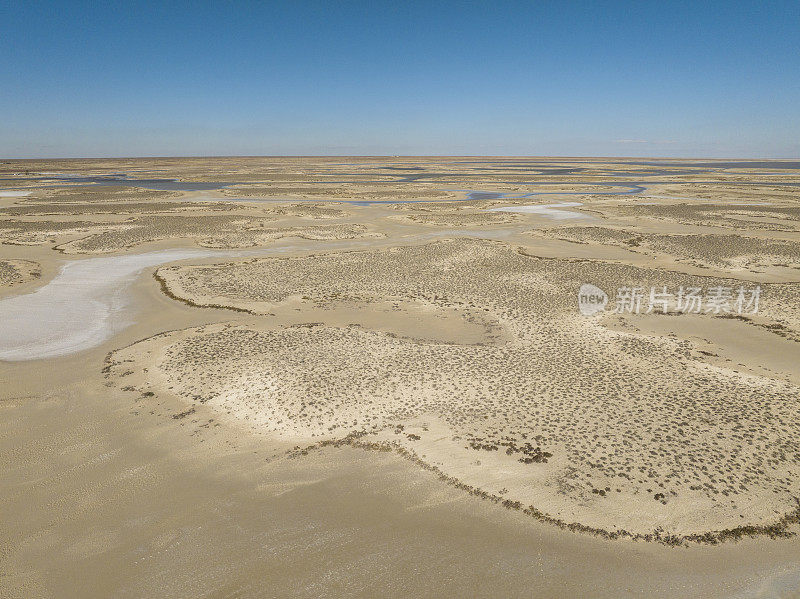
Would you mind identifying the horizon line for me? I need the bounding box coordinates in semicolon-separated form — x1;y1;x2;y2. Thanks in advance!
3;154;800;161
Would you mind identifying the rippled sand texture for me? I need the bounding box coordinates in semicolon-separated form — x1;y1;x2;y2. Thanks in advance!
108;239;800;542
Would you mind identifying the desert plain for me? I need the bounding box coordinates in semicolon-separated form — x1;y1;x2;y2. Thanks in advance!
2;156;800;597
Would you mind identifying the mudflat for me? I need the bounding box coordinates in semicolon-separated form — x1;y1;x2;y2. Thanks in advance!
2;157;800;597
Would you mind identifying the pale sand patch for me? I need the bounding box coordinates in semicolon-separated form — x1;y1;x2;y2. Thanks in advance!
489;202;591;219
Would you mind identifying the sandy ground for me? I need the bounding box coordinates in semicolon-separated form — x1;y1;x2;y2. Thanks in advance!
123;239;800;541
2;157;800;597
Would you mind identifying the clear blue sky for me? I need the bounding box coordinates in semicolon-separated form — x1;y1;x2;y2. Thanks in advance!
2;1;798;158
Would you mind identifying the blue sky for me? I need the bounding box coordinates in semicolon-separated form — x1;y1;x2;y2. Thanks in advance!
2;1;798;158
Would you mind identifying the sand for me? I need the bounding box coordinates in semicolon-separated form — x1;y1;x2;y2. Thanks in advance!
2;156;800;597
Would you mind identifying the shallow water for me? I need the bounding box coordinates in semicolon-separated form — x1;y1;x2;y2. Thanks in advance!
6;169;799;202
0;249;229;361
184;186;645;206
0;174;236;191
